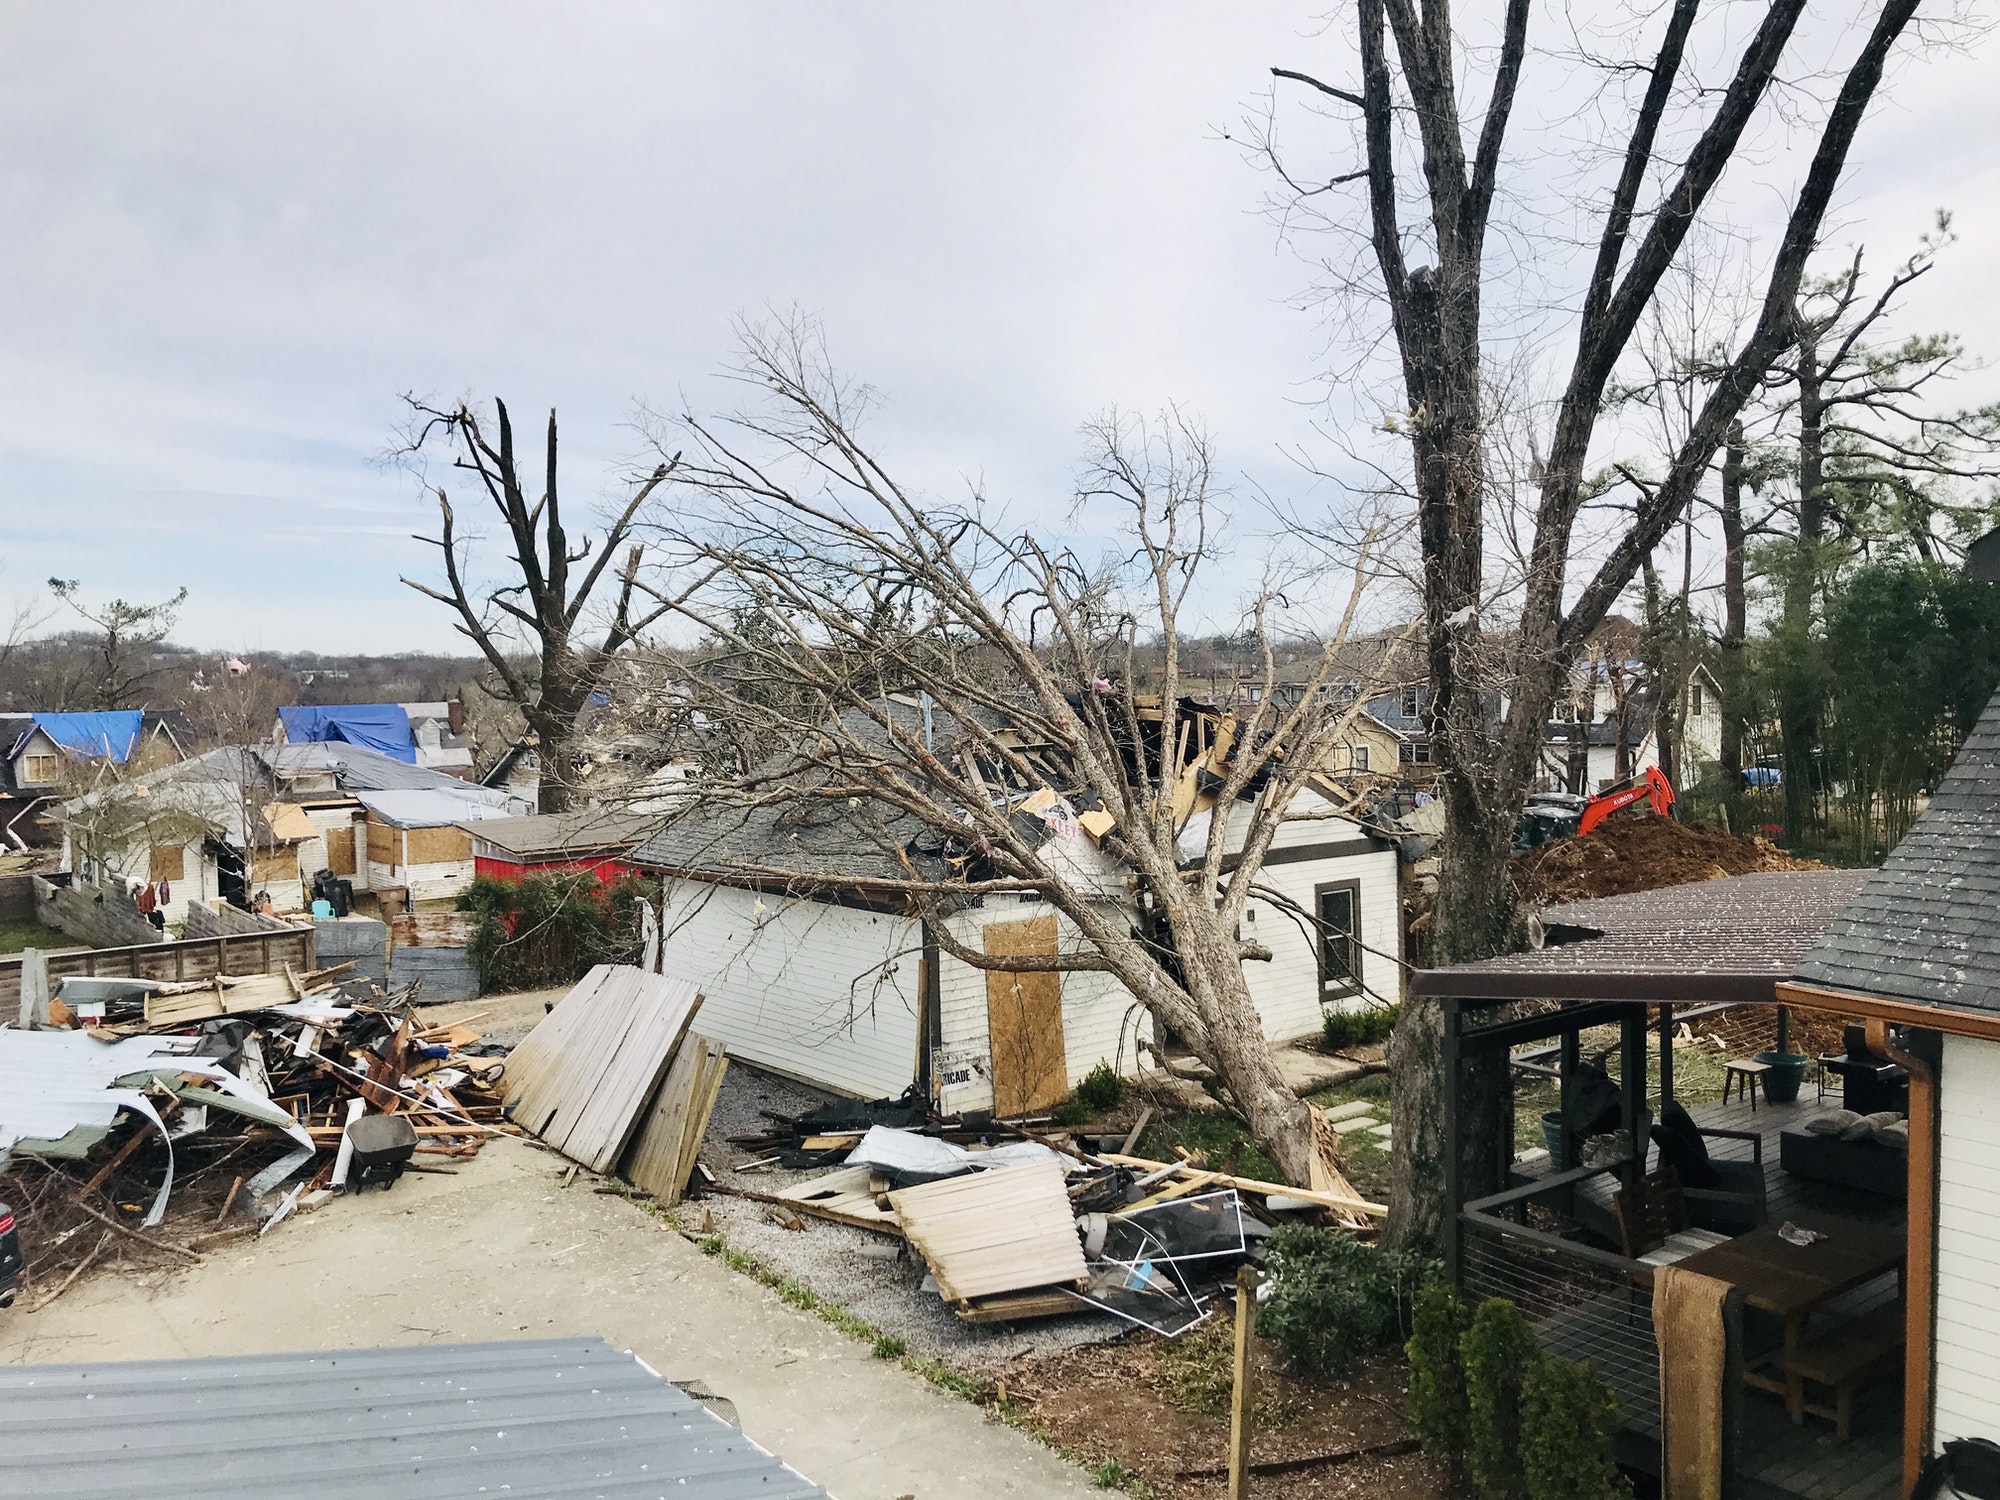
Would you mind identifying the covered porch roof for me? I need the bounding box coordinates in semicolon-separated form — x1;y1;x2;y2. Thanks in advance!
1411;869;1872;1007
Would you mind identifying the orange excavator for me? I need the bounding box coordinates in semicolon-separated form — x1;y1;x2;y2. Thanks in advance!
1516;766;1677;849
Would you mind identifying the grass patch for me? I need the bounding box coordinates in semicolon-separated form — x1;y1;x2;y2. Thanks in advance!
1136;1111;1279;1184
1157;1320;1297;1428
871;1332;907;1360
0;920;54;956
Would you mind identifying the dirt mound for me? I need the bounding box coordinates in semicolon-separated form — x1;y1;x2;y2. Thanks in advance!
1511;811;1821;908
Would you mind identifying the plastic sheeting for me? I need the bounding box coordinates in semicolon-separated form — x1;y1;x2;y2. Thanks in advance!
842;1125;1065;1186
278;704;417;763
30;710;143;763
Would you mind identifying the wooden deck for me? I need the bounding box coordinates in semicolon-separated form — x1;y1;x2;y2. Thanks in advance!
1496;1090;1908;1500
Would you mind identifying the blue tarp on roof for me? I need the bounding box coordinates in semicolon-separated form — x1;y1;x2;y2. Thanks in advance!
31;711;143;763
278;704;417;763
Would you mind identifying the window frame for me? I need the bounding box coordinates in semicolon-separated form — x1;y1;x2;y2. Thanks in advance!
1351;744;1371;773
1315;878;1363;999
1401;686;1422;720
20;752;59;785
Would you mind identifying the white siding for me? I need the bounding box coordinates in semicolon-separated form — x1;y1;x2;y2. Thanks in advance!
659;881;921;1100
1935;1033;2000;1446
934;897;1149;1114
1215;789;1403;1040
1240;844;1401;1040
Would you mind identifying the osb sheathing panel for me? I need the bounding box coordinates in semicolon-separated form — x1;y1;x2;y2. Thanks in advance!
323;825;357;876
983;913;1067;1117
251;846;298;885
404;824;473;865
366;817;400;865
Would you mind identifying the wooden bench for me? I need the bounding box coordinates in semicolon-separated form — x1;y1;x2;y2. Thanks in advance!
1777;1305;1904;1440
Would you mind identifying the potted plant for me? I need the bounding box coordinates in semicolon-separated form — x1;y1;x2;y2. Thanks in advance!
1755;1007;1810;1104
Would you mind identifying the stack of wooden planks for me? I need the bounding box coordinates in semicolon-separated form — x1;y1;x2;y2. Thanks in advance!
889;1159;1089;1314
621;1034;728;1208
503;964;726;1204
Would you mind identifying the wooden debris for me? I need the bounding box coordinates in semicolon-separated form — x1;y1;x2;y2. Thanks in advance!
890;1160;1087;1307
1095;1152;1386;1219
502;965;703;1173
621;1034;727;1208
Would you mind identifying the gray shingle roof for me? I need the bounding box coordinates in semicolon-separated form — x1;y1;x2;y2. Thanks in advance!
629;700;966;887
0;1336;829;1499
1794;687;2000;1013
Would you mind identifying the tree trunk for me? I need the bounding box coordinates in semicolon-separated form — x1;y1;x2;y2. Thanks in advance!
1781;320;1826;846
1643;558;1676;788
1719;424;1748;825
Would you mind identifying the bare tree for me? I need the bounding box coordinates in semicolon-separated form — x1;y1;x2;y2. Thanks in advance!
1259;0;1925;1248
398;398;692;813
640;323;1403;1185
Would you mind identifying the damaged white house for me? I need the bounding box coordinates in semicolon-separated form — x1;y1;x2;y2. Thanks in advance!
631;700;1401;1113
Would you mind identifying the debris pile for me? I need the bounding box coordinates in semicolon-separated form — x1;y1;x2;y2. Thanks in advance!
712;1091;1385;1336
0;961;505;1311
1512;811;1821;907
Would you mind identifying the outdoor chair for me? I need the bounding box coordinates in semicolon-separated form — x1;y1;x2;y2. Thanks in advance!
1614;1166;1734;1267
1651;1101;1769;1235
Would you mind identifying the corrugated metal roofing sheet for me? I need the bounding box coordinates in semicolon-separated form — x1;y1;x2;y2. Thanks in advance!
0;1337;831;1500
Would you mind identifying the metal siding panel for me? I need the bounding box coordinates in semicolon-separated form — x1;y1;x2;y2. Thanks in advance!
1935;1034;2000;1448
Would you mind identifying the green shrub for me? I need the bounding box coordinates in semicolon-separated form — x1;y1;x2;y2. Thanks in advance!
1074;1061;1125;1114
1522;1356;1629;1500
458;871;655;992
1256;1224;1438;1375
1049;1096;1091;1126
1464;1297;1541;1500
1324;1003;1399;1052
1406;1282;1473;1458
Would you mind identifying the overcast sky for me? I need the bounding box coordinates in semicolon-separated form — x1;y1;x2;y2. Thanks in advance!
2;4;1995;654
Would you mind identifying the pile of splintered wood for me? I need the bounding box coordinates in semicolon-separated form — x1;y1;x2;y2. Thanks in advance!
499;964;727;1208
2;965;512;1310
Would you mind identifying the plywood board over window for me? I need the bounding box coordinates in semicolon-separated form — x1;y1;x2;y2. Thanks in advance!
251;845;298;887
366;817;400;866
403;824;473;865
323;825;356;876
984;913;1068;1117
148;844;183;883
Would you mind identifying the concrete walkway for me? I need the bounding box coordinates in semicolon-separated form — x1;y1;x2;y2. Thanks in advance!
0;1139;1110;1500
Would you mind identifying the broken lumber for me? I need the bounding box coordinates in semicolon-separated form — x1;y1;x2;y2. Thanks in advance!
1094;1153;1386;1217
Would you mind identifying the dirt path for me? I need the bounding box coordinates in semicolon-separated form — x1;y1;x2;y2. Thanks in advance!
0;1136;1111;1500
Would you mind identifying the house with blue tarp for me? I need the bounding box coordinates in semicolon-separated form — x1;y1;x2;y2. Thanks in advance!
276;704;418;763
0;710;193;846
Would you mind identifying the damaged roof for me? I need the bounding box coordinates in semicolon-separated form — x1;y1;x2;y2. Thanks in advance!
1795;686;2000;1014
0;1337;830;1500
466;806;661;857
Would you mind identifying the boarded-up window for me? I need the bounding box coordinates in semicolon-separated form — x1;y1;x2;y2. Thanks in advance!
984;914;1068;1117
252;845;298;886
20;753;59;785
148;844;182;882
366;817;400;866
324;825;356;875
403;824;473;865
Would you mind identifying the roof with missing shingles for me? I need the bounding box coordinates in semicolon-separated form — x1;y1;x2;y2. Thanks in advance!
1795;687;2000;1014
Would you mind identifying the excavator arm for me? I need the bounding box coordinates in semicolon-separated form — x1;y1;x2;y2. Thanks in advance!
1576;765;1676;836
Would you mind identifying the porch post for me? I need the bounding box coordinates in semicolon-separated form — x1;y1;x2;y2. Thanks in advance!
1659;1002;1675;1108
1442;995;1462;1285
1620;1005;1647;1192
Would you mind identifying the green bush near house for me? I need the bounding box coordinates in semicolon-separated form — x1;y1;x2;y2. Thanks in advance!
1464;1297;1541;1500
1406;1282;1473;1458
1256;1223;1437;1375
1522;1356;1630;1500
458;871;655;992
1324;1002;1399;1053
1074;1061;1125;1114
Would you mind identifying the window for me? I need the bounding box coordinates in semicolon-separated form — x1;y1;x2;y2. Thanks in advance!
1246;684;1263;703
1317;883;1361;996
1689;682;1705;715
1401;687;1422;719
1351;744;1371;772
1398;741;1433;765
20;753;58;785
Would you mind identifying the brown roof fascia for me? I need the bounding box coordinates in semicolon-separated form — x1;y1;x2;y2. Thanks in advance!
1410;969;1785;1006
1774;981;2000;1043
